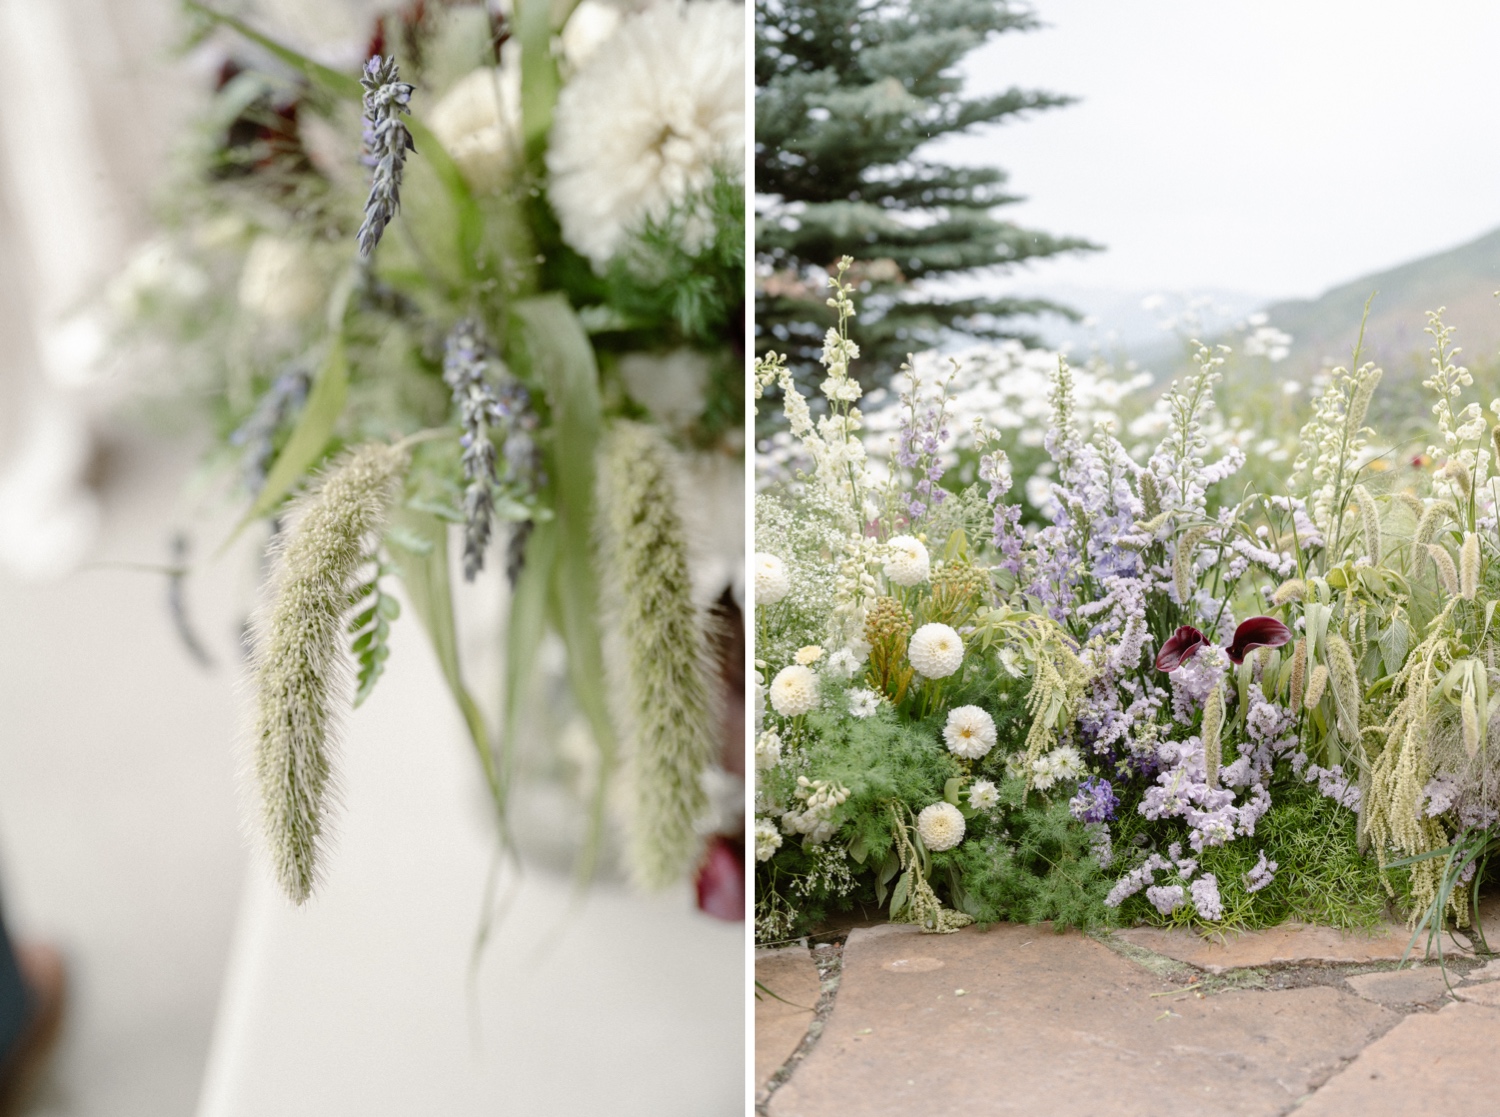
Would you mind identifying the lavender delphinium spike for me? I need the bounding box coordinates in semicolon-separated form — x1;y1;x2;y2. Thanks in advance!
230;366;311;493
357;55;415;259
442;319;545;581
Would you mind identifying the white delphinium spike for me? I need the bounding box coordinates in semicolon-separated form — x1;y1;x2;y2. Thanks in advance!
597;421;715;888
252;442;409;903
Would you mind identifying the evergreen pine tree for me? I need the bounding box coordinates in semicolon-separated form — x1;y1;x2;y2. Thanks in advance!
756;0;1098;379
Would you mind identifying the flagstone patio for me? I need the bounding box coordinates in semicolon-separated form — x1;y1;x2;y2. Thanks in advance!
756;909;1500;1115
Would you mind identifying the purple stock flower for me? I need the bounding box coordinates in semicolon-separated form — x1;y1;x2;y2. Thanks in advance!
1069;777;1119;824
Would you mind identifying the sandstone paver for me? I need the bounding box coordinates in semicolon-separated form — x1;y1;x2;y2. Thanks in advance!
767;923;1395;1117
1295;1000;1500;1115
756;945;823;1098
1452;981;1500;1007
1345;967;1450;1005
1114;922;1424;973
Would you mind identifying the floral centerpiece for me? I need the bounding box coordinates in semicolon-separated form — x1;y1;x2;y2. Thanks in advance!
751;265;1500;945
121;0;746;914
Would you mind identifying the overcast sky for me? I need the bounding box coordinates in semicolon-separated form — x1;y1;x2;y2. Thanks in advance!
934;1;1500;302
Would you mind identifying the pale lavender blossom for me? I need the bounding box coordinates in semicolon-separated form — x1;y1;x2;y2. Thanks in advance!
1190;873;1223;921
1243;850;1277;893
357;56;416;258
1145;883;1186;915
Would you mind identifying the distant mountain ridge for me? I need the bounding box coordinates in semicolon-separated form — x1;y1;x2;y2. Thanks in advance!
1263;227;1500;376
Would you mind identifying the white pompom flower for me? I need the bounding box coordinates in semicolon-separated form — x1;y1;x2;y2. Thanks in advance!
883;534;930;586
968;779;1000;810
547;0;744;268
908;623;964;678
754;553;790;605
769;664;819;717
916;801;966;852
943;705;997;759
426;67;522;193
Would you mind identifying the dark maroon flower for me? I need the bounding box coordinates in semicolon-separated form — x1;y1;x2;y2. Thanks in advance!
695;836;744;922
1155;625;1206;672
1226;616;1293;664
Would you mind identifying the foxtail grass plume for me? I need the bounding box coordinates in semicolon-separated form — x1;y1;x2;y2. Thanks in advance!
1461;531;1480;600
1427;543;1460;596
252;443;409;902
357;56;416;258
1354;485;1381;565
597;421;715;888
1201;685;1224;789
1304;663;1329;710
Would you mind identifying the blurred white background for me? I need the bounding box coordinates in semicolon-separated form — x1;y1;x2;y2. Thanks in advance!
0;2;742;1114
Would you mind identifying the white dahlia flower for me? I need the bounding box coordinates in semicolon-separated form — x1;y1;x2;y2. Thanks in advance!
560;0;624;70
883;534;930;586
770;664;819;717
943;705;997;759
968;779;1000;810
916;801;965;852
908;623;964;678
426;67;522;194
547;0;744;267
755;817;783;861
795;645;824;666
753;553;790;605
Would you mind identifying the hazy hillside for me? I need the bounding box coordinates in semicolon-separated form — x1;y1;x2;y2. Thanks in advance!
1263;227;1500;377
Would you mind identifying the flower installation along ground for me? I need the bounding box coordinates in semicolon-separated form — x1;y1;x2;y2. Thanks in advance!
754;262;1500;1086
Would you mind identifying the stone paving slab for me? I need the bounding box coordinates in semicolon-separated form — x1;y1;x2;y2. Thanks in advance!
1114;922;1452;973
1294;1000;1500;1115
755;945;822;1098
767;923;1395;1117
1345;967;1450;1005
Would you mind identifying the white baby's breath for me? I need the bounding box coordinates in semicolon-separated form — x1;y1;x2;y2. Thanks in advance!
908;623;964;678
547;0;744;267
916;801;965;852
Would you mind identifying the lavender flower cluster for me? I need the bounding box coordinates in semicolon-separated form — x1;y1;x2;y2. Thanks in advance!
442;319;543;581
357;55;415;259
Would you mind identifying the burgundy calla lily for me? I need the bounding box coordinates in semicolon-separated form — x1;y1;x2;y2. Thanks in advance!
695;836;745;922
1155;625;1206;672
1226;616;1293;665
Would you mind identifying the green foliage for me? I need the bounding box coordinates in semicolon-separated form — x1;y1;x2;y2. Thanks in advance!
755;0;1097;379
347;559;400;707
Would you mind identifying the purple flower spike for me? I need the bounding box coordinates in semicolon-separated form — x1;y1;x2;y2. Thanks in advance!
1226;616;1292;665
1155;625;1205;672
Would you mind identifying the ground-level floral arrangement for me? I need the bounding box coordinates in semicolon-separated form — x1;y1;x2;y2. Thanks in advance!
751;262;1500;945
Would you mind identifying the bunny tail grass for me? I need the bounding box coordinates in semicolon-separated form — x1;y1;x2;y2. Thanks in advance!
252;442;409;903
597;421;715;889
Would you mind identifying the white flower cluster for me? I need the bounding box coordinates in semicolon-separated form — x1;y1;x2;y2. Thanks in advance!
755;817;782;862
1031;745;1085;791
943;706;997;759
781;777;850;844
769;664;819;716
754;730;782;771
908;623;964;678
916;801;965;851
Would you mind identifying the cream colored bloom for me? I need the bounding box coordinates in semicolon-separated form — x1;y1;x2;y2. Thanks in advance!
908;623;964;678
754;730;782;771
883;534;930;586
238;236;323;322
943;705;997;759
547;0;744;267
770;664;819;717
754;553;790;604
754;817;783;861
795;645;824;666
968;779;1000;810
916;801;965;852
426;67;522;194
